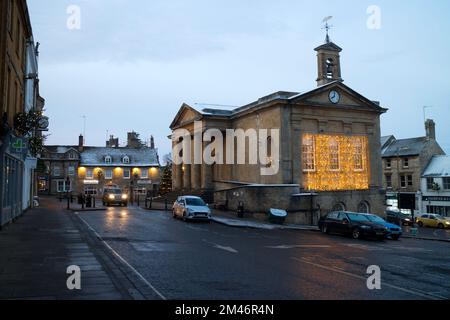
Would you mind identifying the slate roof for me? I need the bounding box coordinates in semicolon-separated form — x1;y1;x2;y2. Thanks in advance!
422;156;450;178
80;147;159;167
44;145;79;154
381;137;429;158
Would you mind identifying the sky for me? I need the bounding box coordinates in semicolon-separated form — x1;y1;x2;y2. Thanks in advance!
28;0;450;156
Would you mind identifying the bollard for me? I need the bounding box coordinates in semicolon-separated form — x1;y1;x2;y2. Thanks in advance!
145;197;148;209
137;194;140;207
165;198;168;211
67;193;70;210
150;197;153;209
81;195;85;210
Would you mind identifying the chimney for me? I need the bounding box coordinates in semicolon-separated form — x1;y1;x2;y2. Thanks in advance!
150;135;155;149
78;134;84;152
106;135;119;148
425;119;436;140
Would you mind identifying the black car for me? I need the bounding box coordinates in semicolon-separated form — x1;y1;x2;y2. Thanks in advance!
318;211;389;240
386;210;413;226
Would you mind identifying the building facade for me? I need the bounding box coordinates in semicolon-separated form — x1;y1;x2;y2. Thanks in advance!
170;38;387;224
41;133;161;198
0;0;44;227
381;120;445;214
419;156;450;217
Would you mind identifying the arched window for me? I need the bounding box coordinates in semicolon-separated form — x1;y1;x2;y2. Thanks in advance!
332;202;346;212
326;58;334;79
357;201;370;214
122;156;130;164
105;156;112;164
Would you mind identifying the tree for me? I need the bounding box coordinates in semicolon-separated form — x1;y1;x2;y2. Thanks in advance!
159;161;172;196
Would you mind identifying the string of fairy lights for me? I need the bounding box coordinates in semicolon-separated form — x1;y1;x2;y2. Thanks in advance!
302;134;370;191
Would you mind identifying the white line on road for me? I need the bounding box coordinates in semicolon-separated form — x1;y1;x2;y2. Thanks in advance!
202;239;238;254
291;257;447;300
266;245;332;249
77;215;167;300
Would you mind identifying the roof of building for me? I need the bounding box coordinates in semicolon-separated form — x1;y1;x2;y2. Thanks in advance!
381;136;430;158
80;147;159;167
422;156;450;177
44;146;79;154
198;81;385;118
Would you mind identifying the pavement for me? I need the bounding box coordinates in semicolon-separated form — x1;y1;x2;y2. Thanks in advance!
0;197;149;300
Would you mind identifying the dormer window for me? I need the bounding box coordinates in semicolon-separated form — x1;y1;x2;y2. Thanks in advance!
122;156;130;164
105;156;112;164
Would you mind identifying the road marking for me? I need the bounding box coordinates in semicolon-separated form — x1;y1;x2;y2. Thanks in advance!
291;257;447;300
77;215;167;300
266;244;331;249
203;240;238;254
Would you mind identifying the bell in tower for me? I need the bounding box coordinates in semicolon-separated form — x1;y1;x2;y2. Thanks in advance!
315;17;343;86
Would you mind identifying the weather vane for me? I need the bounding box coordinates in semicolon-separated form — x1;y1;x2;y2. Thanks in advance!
322;16;333;43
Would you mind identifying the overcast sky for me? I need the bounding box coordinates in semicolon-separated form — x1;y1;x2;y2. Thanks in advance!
28;0;450;156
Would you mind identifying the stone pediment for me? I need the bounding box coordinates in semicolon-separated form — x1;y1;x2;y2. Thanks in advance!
170;103;203;129
289;81;387;113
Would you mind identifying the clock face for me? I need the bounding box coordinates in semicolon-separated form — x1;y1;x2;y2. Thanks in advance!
329;90;340;104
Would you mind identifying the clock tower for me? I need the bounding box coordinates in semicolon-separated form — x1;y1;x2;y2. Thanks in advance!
315;20;343;86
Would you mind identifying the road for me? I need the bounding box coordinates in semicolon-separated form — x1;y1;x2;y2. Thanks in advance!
74;205;450;300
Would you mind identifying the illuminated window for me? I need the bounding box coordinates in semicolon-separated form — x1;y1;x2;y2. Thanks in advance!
86;169;94;179
141;169;148;179
302;135;316;172
123;169;131;179
329;138;340;171
354;138;364;171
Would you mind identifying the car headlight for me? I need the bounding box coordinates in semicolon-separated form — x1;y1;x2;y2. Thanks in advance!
404;218;411;221
360;225;371;229
445;221;450;225
122;194;128;200
108;194;115;200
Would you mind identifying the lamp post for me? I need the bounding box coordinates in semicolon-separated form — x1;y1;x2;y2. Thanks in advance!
66;177;71;210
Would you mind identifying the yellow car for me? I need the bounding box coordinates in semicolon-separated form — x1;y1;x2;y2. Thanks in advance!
416;214;450;229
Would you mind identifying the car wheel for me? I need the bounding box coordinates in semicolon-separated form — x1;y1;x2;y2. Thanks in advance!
182;211;187;222
391;235;400;241
172;210;177;219
352;228;361;240
418;221;424;227
438;223;444;229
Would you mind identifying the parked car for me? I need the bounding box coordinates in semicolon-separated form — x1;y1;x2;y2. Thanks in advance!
416;214;450;229
102;188;128;207
319;211;389;240
365;214;402;240
386;210;413;226
173;196;211;221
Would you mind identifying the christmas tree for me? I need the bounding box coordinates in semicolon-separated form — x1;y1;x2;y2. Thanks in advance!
159;162;172;195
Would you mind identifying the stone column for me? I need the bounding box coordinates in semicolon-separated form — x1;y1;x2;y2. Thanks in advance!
191;164;201;190
183;164;191;190
201;163;213;190
173;164;183;190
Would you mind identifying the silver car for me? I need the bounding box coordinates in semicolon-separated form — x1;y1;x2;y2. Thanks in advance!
172;196;211;221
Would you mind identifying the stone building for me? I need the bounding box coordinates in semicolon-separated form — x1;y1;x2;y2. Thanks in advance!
381;119;445;214
38;143;81;195
1;0;43;227
170;37;388;223
41;133;161;198
420;156;450;217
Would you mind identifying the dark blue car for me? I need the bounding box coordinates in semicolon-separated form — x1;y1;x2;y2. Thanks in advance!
365;214;402;240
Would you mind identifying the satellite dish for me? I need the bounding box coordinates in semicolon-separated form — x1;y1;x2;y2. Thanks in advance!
322;16;333;23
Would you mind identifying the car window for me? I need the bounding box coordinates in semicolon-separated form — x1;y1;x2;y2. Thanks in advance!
328;212;338;219
347;213;371;222
366;215;385;224
435;215;444;220
185;198;206;206
429;215;435;220
337;213;348;221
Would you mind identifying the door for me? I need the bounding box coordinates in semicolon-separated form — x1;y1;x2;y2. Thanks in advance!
335;212;351;234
